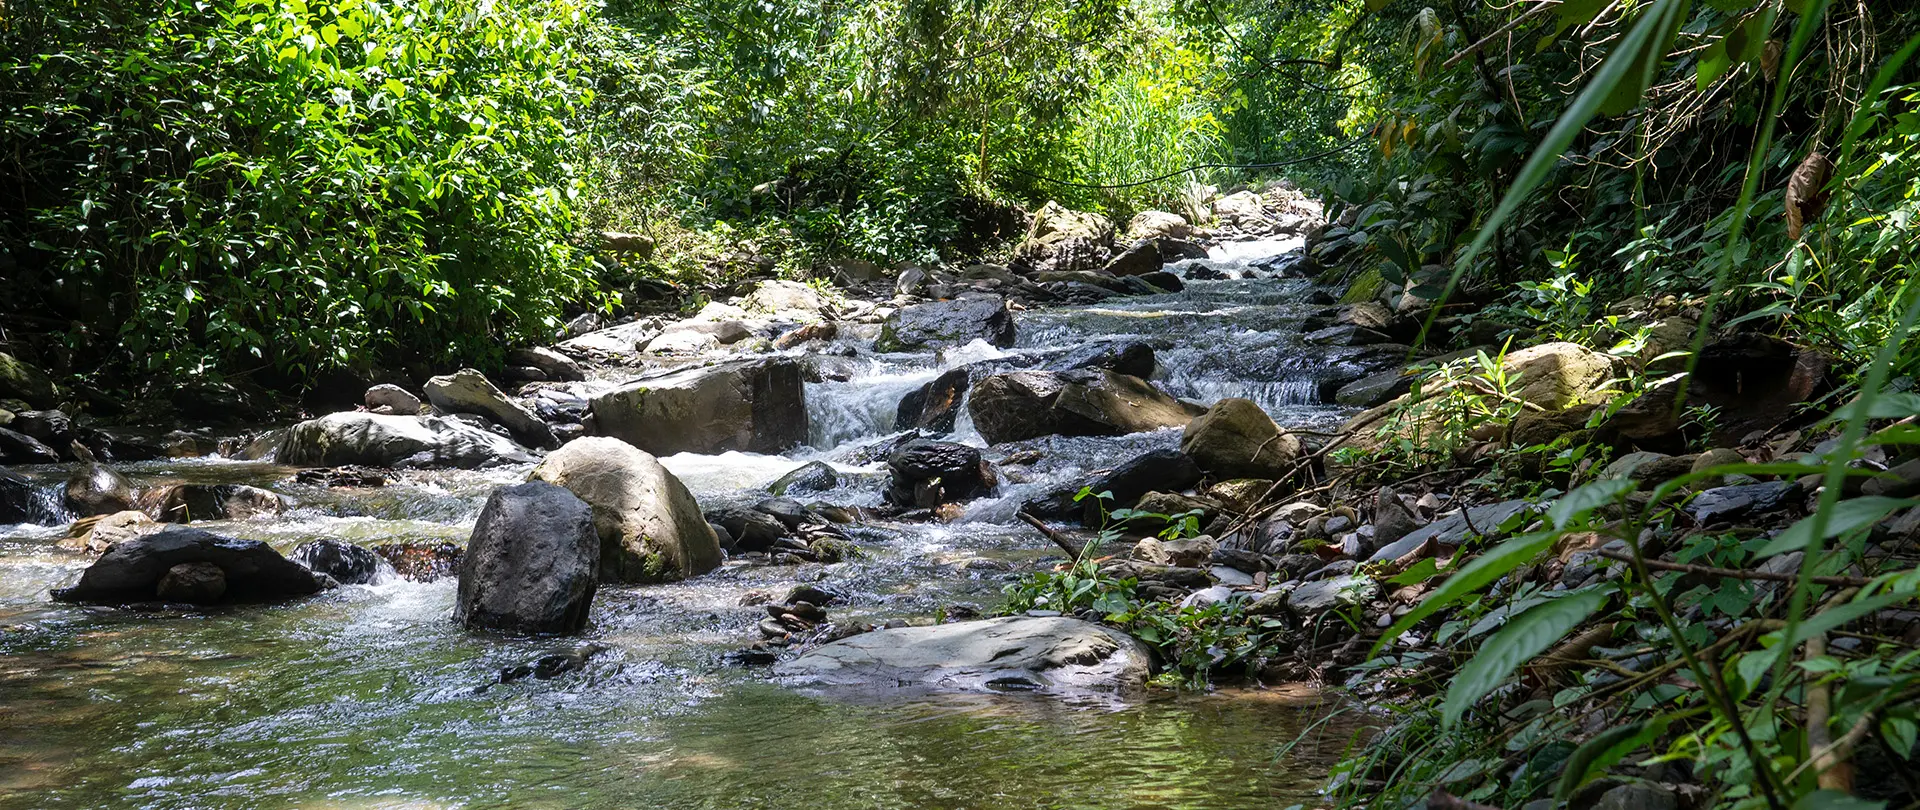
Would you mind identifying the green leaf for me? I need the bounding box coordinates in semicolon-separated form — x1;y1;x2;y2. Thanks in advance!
1753;496;1917;557
1375;531;1560;654
1386;557;1441;586
1697;38;1732;90
1555;715;1675;800
1824;392;1920;424
1792;790;1885;810
1600;0;1691;116
1788;592;1913;645
1444;589;1610;727
1366;0;1394;11
1549;478;1636;529
1414;0;1693;350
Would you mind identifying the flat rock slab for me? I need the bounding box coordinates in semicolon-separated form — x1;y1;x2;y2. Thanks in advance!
1369;499;1539;562
775;616;1150;697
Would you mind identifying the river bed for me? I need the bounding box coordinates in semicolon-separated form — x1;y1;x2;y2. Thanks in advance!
1;241;1373;810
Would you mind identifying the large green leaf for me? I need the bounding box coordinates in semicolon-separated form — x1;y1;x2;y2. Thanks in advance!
1375;531;1560;654
1548;478;1636;529
1753;496;1917;558
1600;0;1692;115
1555;714;1676;800
1443;589;1610;727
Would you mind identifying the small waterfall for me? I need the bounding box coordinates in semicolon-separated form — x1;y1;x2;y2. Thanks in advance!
807;371;938;450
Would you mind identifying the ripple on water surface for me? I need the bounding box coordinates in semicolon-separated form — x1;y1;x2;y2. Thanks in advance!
1;259;1362;809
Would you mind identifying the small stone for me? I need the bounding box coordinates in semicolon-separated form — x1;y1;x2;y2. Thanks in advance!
1592;783;1678;810
365;384;422;414
156;561;227;605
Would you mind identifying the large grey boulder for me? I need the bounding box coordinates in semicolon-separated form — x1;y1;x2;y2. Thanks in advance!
1012;202;1115;276
588;358;807;456
278;412;533;469
874;294;1016;352
423;368;557;450
65;462;134;517
775;616;1151;696
455;481;599;635
51;527;330;605
137;483;285;523
1180;398;1300;479
967;369;1203;445
530;437;721;584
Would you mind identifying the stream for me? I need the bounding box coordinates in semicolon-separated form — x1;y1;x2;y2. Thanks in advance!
0;239;1375;809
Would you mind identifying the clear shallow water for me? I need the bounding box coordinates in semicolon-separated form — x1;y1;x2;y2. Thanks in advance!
0;243;1367;810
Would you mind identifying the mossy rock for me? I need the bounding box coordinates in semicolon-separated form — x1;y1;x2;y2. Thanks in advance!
1339;268;1384;305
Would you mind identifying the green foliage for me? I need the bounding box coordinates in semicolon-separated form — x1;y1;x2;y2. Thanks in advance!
1;0;609;384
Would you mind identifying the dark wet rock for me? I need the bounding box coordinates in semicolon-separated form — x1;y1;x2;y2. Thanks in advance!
279;412;534;469
589;358;807;456
1138;271;1184;293
0;468;36;524
1863;458;1920;498
1047;340;1156;380
0;351;58;409
886;440;997;507
875;293;1017;352
290;539;391;585
11;409;73;449
1373;487;1423;547
456;481;600;636
753;497;810;530
364;384;422;415
138;484;285;523
1103;239;1164;277
787;584;843;606
776;616;1149;696
372;542;462;583
1369;499;1539;562
500;642;608;683
1305;325;1392;347
1210;548;1270;574
1334;368;1416;408
507;347;585;383
968;369;1202;445
1687;481;1802;524
0;426;59;464
531;437;721;584
894;368;971;434
1103;561;1213;589
1271;553;1325;580
1023;449;1202;520
424;368;558;450
770;460;839;497
65;462;134;517
1127;493;1220;533
156;561;227;604
707;505;788;552
1181;398;1299;479
52;527;329;604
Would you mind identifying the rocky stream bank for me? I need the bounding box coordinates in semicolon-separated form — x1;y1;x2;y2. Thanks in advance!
4;182;1912;809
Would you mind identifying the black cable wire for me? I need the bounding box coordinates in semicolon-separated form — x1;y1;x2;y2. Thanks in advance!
1004;134;1370;189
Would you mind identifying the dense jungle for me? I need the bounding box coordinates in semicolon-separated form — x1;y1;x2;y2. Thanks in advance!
3;0;1919;807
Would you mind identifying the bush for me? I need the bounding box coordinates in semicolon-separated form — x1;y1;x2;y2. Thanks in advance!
0;0;607;384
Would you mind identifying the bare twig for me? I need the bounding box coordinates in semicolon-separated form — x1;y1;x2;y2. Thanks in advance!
1016;511;1086;558
1441;0;1560;70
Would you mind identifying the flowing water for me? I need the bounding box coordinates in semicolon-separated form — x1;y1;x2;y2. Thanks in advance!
0;239;1372;810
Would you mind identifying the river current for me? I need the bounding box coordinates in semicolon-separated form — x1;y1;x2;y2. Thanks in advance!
0;240;1372;809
